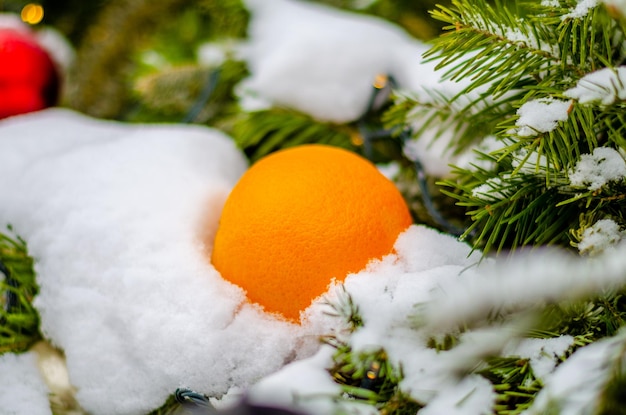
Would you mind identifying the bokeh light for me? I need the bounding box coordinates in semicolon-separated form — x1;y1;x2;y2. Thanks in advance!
21;4;44;25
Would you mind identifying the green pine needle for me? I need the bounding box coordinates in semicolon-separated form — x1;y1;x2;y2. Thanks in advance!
0;227;40;355
385;0;626;255
231;108;359;162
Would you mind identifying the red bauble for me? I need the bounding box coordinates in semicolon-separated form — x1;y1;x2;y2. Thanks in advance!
0;28;60;119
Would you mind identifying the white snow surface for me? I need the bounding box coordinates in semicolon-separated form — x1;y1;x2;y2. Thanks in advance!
515;98;571;137
565;66;626;105
568;146;626;191
0;108;494;414
3;109;626;415
0;352;52;415
239;0;434;123
0;108;324;414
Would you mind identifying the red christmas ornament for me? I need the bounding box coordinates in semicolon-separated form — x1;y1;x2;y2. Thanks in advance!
0;27;60;119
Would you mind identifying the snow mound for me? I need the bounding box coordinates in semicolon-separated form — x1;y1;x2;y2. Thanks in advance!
238;0;431;123
0;109;491;414
0;109;314;414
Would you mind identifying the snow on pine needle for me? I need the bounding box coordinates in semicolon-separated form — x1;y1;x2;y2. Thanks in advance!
3;1;626;415
4;109;626;415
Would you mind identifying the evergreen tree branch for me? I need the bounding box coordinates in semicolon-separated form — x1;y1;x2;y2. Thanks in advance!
0;228;40;355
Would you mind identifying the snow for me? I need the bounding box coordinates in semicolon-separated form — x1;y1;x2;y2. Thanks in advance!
2;2;626;414
503;336;575;380
525;329;626;415
238;0;488;177
568;147;626;191
247;345;341;414
577;218;625;255
510;147;550;173
402;130;463;177
418;245;626;333
565;66;626;105
472;177;509;202
239;0;432;123
562;0;599;19
515;97;571;137
250;226;495;412
0;108;493;414
419;375;495;415
0;352;52;415
3;109;626;414
0;108;323;414
504;25;559;56
376;161;401;181
454;135;500;172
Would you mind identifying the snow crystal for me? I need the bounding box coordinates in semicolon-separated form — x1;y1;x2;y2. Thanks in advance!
577;218;625;255
239;0;434;123
562;0;599;19
515;98;571;137
541;0;561;6
568;147;626;191
565;66;626;105
505;27;534;45
503;336;574;380
0;352;52;415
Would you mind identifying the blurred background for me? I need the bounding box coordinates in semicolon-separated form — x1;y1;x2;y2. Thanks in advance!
0;0;449;121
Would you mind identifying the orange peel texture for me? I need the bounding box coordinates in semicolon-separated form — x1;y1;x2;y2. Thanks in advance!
211;144;413;321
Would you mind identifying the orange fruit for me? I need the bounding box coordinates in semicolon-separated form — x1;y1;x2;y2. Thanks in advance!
211;144;413;321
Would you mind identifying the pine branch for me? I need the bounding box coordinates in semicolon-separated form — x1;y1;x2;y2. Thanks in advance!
0;227;40;355
439;166;580;252
384;0;626;255
231;108;359;162
478;356;541;415
427;0;571;96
